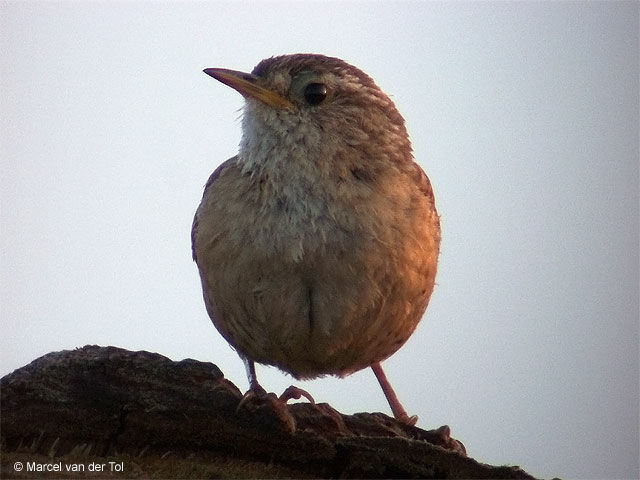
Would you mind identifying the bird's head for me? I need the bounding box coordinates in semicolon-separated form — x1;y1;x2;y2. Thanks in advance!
204;54;412;176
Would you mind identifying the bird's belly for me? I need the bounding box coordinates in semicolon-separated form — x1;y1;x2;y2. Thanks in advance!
198;204;438;379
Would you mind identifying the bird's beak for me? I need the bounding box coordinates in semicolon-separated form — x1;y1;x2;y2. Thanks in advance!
204;68;293;109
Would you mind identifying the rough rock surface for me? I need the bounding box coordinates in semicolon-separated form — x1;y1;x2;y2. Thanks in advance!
1;345;535;478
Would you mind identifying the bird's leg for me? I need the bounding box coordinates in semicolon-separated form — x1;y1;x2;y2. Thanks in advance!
371;362;418;426
243;356;266;394
236;356;270;411
241;356;314;404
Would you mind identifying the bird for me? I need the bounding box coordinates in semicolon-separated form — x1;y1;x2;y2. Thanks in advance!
192;54;440;425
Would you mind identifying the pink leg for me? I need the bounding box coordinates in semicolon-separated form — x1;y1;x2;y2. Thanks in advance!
371;362;418;426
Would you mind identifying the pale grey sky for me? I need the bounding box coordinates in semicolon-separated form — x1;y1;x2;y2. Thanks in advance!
1;2;638;478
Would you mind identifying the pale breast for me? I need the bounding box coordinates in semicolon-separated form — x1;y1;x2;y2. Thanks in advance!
193;156;440;379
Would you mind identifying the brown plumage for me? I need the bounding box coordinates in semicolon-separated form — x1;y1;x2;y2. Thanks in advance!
192;54;440;424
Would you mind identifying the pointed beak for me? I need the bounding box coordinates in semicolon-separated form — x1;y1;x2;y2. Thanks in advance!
203;68;293;109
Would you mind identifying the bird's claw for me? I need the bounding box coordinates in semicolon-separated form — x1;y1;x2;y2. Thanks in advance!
278;385;315;405
398;413;418;426
236;385;315;434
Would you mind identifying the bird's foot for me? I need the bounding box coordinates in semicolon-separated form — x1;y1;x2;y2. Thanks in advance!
236;384;272;413
396;413;418;426
236;385;315;434
237;384;315;410
278;385;315;405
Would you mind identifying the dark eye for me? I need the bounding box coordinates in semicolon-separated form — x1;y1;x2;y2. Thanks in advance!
303;83;327;105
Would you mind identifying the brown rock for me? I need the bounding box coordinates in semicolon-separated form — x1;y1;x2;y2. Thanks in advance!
1;345;536;479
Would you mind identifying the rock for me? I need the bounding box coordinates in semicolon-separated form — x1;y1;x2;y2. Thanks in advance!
1;345;535;479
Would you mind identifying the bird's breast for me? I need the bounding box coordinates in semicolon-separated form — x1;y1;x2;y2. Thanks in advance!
194;156;439;378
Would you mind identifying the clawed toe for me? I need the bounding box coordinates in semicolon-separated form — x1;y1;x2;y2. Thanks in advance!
235;359;315;433
236;385;271;412
278;385;315;404
398;413;418;426
237;384;315;414
236;386;301;434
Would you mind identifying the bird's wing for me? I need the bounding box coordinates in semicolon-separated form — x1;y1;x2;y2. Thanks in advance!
404;161;441;235
191;156;238;263
407;161;436;200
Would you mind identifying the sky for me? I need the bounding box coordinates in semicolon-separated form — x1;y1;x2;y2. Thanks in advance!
1;1;638;478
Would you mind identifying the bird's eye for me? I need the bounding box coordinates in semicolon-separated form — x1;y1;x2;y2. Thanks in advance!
303;83;327;106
